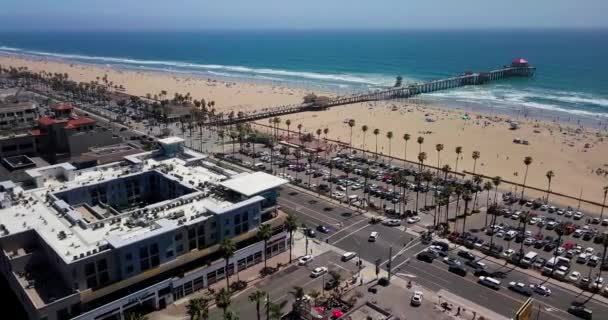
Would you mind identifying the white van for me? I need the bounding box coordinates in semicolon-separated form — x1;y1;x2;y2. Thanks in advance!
342;252;357;262
522;251;538;266
478;276;501;290
368;231;378;242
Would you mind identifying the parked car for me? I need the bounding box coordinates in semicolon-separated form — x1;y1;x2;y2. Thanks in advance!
417;251;435;263
458;250;476;261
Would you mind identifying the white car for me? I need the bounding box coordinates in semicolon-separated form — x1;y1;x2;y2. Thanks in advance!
383;219;401;227
569;271;581;283
585;247;595;255
502;249;515;258
298;255;314;265
310;266;328;278
407;216;421;224
410;291;423;306
530;284;552;296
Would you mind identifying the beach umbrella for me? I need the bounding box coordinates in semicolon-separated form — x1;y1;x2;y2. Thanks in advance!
314;306;325;313
332;309;344;318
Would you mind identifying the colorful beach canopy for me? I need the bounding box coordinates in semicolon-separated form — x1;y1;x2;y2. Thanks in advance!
332;310;344;318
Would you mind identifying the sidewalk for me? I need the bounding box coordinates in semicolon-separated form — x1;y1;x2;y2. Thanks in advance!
149;250;293;320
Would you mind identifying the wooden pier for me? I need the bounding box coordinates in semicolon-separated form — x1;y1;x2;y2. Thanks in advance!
207;59;535;126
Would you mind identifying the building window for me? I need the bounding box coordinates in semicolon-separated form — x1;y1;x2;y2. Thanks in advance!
151;255;160;267
166;250;174;258
175;233;183;241
150;243;159;255
140;259;150;271
98;272;109;285
125;253;133;261
84;263;95;276
97;259;107;271
140;247;149;258
177;244;184;253
126;265;133;273
86;276;98;289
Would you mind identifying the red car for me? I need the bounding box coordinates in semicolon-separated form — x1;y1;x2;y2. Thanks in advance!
562;241;576;250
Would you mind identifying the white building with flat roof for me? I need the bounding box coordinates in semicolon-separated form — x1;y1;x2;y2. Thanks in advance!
0;138;288;320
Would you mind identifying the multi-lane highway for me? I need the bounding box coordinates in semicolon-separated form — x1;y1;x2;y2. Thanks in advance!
279;184;608;320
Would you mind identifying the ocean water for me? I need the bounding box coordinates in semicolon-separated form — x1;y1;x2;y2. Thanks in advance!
1;30;608;119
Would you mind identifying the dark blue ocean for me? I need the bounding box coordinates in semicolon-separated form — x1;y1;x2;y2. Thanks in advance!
1;30;608;119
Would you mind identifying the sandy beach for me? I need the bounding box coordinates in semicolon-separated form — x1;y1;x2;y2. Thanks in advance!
2;54;607;212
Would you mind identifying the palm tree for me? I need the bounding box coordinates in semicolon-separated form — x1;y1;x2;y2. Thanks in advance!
126;313;149;320
316;128;322;151
215;288;232;319
361;125;369;150
289;286;306;315
517;212;532;263
599;236;608;290
386;131;394;162
248;290;266;320
416;152;427;213
273;117;281;140
483;181;493;227
348;119;356;152
285;215;298;263
454;146;463;172
472;151;480;174
492;176;502;204
461;190;473;234
520;156;533;200
219;238;236;289
285;119;291;138
373;128;380;157
229;131;238;155
186;298;204;320
549;225;566;278
268;300;288;320
435;144;444;176
600;186;608;221
417;136;424;153
257;224;273;269
545;170;555;203
297;123;303;139
472;175;482;210
403;133;411;162
224;310;239;320
323;128;330;158
218;130;225;154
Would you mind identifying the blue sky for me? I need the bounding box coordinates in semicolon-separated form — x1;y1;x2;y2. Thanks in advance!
1;0;607;31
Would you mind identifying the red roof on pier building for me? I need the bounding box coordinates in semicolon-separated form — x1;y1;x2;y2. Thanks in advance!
512;58;529;65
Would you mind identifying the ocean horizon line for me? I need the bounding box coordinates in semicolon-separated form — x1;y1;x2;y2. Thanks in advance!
2;27;608;34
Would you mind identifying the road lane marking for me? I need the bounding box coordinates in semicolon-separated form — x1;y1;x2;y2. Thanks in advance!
380;238;422;267
279;197;343;224
411;260;571;320
325;218;370;241
331;223;372;245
